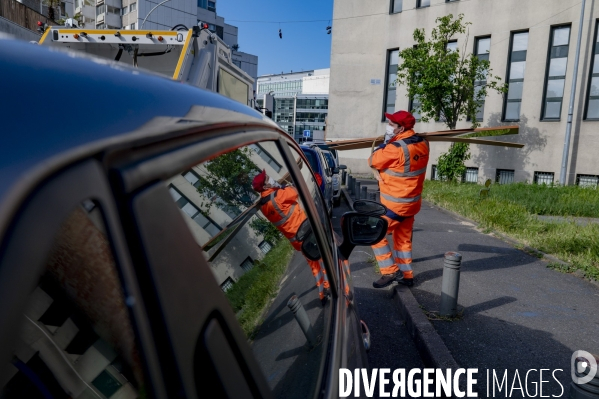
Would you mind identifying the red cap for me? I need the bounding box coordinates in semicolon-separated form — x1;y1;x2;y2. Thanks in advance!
252;170;267;192
385;110;415;130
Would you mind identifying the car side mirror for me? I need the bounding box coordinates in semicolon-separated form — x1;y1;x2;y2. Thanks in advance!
352;200;386;216
338;165;347;170
338;201;389;259
301;231;321;261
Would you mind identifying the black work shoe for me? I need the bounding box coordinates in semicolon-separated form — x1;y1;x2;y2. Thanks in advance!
373;272;402;289
398;278;414;287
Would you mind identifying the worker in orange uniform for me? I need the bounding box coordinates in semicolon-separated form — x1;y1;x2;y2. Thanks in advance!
369;110;429;288
252;170;330;303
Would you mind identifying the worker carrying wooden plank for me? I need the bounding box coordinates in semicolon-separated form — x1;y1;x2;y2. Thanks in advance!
369;110;430;289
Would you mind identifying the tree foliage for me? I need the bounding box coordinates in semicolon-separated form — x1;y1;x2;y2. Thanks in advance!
196;147;260;209
396;14;507;182
397;13;506;129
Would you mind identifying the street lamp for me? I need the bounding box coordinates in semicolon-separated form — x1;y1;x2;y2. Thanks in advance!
141;0;171;29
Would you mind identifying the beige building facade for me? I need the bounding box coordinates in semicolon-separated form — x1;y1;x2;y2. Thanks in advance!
328;0;599;186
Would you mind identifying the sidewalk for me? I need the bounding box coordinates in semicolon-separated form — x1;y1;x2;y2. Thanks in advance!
346;179;599;398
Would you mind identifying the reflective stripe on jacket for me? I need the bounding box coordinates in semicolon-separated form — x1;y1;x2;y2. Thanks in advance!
368;130;430;216
260;187;306;243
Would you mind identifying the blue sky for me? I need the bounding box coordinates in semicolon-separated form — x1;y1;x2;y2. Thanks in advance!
217;0;333;76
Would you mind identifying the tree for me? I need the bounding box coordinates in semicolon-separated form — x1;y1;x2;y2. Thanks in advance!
396;14;507;182
195;147;282;244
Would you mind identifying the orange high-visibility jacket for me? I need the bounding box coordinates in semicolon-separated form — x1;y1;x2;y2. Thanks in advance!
259;186;306;245
368;130;430;217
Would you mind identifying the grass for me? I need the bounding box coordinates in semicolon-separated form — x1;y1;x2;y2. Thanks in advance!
423;180;599;281
225;239;294;338
367;255;381;274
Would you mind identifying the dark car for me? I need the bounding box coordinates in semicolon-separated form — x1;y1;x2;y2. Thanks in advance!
300;144;334;214
0;39;389;399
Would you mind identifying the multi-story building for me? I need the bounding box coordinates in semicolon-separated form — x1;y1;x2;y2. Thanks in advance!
73;0;258;84
328;0;599;186
258;68;330;142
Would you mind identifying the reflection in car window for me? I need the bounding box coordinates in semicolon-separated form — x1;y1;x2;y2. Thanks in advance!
164;141;330;398
302;150;319;173
1;202;143;398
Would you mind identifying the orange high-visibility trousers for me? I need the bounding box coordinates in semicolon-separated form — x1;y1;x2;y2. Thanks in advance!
293;240;330;300
371;215;414;279
307;258;330;300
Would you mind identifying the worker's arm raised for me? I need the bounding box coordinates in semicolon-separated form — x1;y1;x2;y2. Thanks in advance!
368;144;403;171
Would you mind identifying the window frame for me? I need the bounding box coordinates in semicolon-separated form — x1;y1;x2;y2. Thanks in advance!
382;48;400;122
390;0;402;14
584;20;599;120
541;24;572;121
496;169;515;184
502;30;530;122
416;0;430;8
576;174;599;187
533;171;555;184
473;35;491;122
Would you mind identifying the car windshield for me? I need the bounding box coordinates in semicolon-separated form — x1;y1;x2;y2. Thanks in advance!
302;149;320;173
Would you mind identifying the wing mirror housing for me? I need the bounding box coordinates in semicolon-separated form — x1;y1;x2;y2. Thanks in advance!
338;165;347;170
301;200;389;261
339;200;388;259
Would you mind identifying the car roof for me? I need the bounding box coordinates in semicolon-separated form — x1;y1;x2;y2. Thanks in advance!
0;38;275;218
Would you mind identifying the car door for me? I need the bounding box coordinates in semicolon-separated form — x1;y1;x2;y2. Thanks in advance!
108;122;344;398
0;159;166;398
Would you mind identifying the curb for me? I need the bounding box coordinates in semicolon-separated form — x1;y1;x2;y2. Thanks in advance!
341;188;462;374
392;285;460;370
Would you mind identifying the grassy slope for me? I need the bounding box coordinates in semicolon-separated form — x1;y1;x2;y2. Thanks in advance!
225;239;294;337
423;181;599;280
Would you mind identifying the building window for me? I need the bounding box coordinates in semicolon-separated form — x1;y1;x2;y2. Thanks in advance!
383;49;399;120
390;0;402;13
168;185;222;237
250;144;282;173
504;31;529;121
431;165;438;180
496;169;515;184
542;26;571;120
221;277;234;292
417;0;430;8
259;240;272;254
240;257;254;272
198;0;207;8
533;171;554;185
207;0;216;12
576;174;599;188
474;37;491;121
585;22;599;119
129;2;136;12
130;23;136;30
183;170;201;188
463;167;479;183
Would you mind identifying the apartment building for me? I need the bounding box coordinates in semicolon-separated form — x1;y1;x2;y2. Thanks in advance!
328;0;599;186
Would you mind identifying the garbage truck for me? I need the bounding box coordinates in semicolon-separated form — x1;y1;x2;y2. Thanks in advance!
38;23;256;108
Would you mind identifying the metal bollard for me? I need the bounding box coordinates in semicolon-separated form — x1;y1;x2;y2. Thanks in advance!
361;186;368;199
342;170;347;186
375;191;381;203
439;252;462;317
287;295;316;346
348;176;354;193
355;182;361;199
368;192;376;201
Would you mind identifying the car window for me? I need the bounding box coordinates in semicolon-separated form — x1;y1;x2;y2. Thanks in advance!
164;141;330;399
1;201;144;398
301;148;319;173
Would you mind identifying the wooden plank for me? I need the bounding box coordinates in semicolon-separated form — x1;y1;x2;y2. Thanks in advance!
425;136;524;148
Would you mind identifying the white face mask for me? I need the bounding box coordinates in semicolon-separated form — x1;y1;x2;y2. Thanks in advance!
384;125;396;143
268;177;280;188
